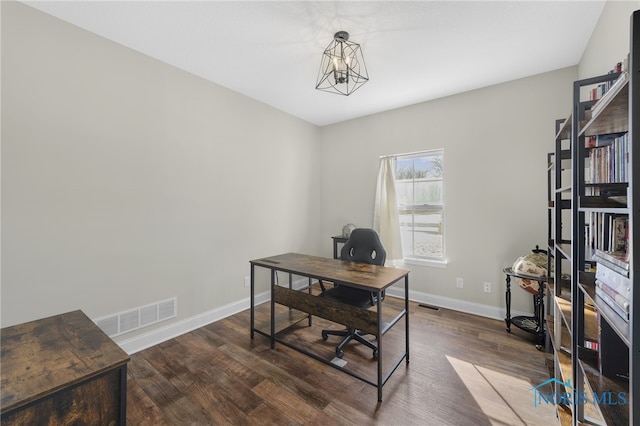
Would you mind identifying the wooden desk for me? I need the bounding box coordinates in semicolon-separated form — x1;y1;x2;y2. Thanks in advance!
1;310;130;425
250;252;410;401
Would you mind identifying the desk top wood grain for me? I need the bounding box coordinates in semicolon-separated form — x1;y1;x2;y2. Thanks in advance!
251;253;409;291
0;310;130;413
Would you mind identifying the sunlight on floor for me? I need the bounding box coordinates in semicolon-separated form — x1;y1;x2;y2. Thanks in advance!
446;355;557;426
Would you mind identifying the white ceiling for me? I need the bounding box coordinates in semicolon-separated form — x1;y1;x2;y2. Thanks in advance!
23;1;607;126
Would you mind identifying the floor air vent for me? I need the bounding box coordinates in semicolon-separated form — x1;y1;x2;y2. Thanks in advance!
418;303;440;311
95;297;177;337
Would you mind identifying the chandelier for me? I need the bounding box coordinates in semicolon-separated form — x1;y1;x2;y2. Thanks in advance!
315;31;369;96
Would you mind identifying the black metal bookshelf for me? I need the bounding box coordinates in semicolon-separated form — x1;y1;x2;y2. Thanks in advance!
548;11;639;425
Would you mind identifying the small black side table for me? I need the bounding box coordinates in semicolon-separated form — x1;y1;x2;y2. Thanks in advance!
331;236;348;259
503;267;547;350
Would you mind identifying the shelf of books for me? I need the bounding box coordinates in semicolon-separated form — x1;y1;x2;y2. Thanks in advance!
567;10;638;425
574;66;632;425
547;11;639;425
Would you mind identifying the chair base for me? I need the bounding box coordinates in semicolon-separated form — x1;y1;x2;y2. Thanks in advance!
321;328;378;359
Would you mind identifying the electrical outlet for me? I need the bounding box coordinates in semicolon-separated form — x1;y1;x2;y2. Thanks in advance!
456;278;463;288
244;276;250;287
483;282;491;293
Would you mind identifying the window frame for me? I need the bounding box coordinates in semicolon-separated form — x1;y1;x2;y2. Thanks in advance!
395;149;446;266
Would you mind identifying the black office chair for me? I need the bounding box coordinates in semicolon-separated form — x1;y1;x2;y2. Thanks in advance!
320;228;386;359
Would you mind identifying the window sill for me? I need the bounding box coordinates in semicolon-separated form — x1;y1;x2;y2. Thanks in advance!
402;257;448;268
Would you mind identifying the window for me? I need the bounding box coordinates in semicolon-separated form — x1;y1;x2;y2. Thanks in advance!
395;150;444;261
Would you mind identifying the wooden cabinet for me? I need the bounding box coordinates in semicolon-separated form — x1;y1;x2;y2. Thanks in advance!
1;310;129;425
548;10;639;425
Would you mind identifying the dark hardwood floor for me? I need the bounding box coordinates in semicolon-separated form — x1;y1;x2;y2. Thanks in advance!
126;296;557;425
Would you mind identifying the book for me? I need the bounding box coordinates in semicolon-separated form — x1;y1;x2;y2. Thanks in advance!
594;256;629;278
611;216;628;252
586;133;629;184
595;280;630;312
595;284;630;322
594;248;630;268
596;262;631;296
593;249;629;276
591;72;628;117
584;339;599;351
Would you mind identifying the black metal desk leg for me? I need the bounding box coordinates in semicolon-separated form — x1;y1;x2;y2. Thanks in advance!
505;274;512;332
270;268;275;349
405;275;410;363
308;277;313;326
250;264;255;339
377;290;383;402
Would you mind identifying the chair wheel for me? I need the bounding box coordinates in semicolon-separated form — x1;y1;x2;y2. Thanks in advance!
336;349;344;358
322;331;328;341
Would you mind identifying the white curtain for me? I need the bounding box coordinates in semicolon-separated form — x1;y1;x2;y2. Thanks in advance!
373;156;403;264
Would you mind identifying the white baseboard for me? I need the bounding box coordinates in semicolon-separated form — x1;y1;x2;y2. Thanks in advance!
117;290;270;354
118;281;530;355
385;286;531;321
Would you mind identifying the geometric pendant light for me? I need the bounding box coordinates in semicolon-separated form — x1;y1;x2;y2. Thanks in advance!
315;31;369;96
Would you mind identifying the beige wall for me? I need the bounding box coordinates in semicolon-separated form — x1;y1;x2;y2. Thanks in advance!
1;2;322;336
1;1;636;343
579;0;639;79
318;67;576;315
314;0;638;316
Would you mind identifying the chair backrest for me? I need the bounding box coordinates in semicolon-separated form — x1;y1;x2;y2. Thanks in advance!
340;228;386;266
